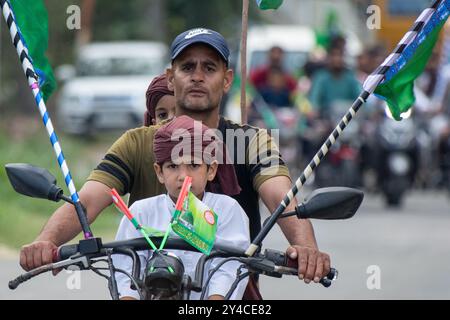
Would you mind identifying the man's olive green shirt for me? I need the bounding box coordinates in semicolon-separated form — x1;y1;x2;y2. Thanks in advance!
88;116;290;240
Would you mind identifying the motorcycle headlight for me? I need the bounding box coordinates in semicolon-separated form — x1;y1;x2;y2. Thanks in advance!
144;251;185;300
388;153;410;175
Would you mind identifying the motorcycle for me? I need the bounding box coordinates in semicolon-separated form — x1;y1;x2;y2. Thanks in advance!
248;94;303;176
5;163;363;300
374;107;419;207
309;100;362;188
439;132;450;193
272;107;302;175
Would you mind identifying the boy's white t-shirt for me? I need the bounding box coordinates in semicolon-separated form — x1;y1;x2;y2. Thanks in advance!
113;192;250;300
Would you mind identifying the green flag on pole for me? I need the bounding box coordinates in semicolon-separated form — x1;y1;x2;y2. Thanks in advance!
10;0;56;101
256;0;283;10
315;9;342;50
373;5;449;120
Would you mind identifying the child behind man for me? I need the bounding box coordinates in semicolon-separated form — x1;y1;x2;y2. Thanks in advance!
113;115;250;300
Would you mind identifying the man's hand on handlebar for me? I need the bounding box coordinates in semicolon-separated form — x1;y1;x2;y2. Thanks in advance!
20;240;58;273
286;245;331;284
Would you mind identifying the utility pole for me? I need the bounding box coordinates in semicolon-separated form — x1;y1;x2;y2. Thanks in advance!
75;0;95;50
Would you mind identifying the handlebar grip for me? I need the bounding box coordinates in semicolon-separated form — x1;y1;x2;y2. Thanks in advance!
265;249;338;288
9;273;33;290
281;251;338;287
57;244;79;260
319;268;338;288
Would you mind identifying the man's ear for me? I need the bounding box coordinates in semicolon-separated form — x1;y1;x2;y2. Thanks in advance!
207;161;218;182
154;163;165;184
223;68;233;94
166;68;174;91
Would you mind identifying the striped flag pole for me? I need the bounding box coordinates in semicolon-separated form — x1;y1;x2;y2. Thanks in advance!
245;0;442;256
1;0;93;239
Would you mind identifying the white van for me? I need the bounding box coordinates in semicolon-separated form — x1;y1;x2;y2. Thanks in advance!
237;24;316;76
57;41;168;135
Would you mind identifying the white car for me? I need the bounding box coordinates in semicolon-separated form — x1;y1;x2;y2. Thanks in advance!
57;41;168;135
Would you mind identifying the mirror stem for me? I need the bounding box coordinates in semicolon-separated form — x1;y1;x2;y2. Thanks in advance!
59;194;74;205
277;204;308;220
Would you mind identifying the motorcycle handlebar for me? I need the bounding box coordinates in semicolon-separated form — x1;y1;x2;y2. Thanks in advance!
57;237;337;287
9;273;35;290
11;236;337;291
9;263;54;290
57;237;246;261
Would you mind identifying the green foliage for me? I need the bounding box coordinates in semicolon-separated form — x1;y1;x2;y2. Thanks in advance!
0;1;265;249
0;119;122;248
1;0;262;115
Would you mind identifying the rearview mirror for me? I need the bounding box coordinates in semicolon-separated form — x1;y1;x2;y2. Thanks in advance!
5;163;63;202
296;187;364;220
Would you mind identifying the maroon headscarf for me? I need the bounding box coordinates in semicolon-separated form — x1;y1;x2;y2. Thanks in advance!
144;74;174;126
153;116;241;196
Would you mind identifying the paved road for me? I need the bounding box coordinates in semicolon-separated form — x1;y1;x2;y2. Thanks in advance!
260;189;450;300
1;190;449;300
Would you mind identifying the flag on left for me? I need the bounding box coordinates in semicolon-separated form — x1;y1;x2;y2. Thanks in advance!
9;0;56;101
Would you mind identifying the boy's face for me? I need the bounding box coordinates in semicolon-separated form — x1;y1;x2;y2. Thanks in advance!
153;95;176;125
154;157;218;200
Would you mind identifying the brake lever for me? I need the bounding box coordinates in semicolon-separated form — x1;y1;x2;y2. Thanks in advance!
53;255;91;270
8;256;91;290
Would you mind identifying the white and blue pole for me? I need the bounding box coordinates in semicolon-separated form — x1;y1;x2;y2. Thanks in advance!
1;0;93;239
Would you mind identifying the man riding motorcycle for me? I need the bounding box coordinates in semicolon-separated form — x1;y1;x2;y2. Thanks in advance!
19;28;332;299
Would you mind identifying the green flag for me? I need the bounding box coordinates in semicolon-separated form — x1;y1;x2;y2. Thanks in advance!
10;0;56;101
315;9;342;50
374;7;449;120
171;192;218;255
256;0;283;10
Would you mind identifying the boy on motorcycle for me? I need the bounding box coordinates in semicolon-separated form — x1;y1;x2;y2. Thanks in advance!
114;115;250;300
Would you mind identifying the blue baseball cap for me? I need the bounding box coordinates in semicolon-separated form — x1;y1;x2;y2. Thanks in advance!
170;28;230;66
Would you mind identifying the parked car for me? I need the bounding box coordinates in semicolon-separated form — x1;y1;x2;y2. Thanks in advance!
57;41;168;135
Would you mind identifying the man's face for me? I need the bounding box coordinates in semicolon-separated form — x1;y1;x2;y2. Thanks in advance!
269;47;283;67
167;44;233;113
328;49;345;71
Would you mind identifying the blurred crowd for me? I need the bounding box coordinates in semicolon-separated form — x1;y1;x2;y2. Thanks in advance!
239;34;450;202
